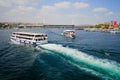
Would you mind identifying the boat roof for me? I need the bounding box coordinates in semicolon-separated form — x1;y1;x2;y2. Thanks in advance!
13;32;47;35
64;30;75;32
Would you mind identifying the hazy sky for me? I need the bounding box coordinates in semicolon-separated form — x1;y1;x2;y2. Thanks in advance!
0;0;120;25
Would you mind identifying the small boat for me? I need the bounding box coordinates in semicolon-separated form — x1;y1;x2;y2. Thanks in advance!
110;30;120;34
62;30;75;38
11;32;48;45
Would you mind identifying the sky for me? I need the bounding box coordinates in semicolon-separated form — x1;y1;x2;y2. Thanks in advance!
0;0;120;25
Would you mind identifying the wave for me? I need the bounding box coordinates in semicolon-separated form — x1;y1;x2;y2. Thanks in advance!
38;44;120;80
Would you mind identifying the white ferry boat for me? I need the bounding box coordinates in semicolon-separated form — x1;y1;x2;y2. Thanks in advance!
62;30;75;38
11;32;48;45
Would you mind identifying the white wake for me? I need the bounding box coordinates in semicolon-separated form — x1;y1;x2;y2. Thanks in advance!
39;44;120;79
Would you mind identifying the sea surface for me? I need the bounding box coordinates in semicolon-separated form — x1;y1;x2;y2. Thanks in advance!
0;27;120;80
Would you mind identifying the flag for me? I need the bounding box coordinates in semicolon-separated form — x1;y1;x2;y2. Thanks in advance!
113;21;117;27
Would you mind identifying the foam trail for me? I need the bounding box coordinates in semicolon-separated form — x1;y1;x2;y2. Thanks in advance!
68;61;113;80
39;44;120;79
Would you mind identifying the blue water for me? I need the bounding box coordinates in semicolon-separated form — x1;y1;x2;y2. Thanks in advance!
0;28;120;80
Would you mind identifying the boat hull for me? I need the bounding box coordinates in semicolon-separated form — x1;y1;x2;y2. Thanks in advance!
63;33;75;38
11;37;48;45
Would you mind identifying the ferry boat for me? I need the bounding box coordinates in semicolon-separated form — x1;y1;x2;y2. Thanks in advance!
62;30;75;38
11;32;48;45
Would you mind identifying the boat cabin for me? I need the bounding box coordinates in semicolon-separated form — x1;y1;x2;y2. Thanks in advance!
11;32;48;45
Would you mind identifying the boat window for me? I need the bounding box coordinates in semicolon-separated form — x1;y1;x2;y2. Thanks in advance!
35;35;42;37
35;35;47;37
13;33;33;37
17;36;32;40
35;38;46;41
